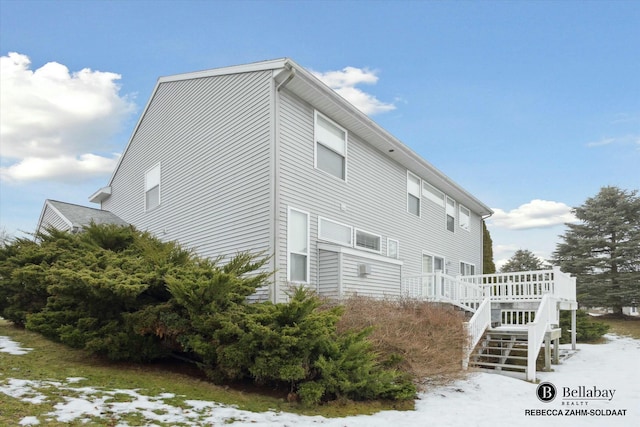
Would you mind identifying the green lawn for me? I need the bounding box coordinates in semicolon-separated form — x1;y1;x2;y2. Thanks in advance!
0;319;412;426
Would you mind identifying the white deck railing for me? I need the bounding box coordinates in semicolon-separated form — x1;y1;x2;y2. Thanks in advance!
402;266;576;306
402;271;484;312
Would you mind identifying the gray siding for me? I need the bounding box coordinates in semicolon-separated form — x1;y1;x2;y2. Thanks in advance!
39;205;71;233
276;89;483;299
103;71;274;269
317;249;340;298
341;253;401;298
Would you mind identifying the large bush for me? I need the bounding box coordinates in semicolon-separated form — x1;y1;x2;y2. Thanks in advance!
0;224;416;404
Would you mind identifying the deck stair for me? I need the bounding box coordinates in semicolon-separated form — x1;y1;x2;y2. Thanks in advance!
469;328;530;379
401;267;578;381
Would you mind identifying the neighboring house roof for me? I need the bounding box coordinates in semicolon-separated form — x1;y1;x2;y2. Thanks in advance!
38;199;128;233
94;58;493;217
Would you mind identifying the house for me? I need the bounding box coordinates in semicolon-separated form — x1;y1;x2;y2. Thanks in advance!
81;58;493;303
37;58;578;381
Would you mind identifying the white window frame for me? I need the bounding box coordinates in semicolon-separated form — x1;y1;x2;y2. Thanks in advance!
459;205;471;232
422;182;445;207
318;216;353;247
354;228;382;253
314;111;347;181
460;261;476;276
422;251;446;274
145;162;161;211
446;196;456;232
407;171;421;217
387;238;399;259
287;207;310;283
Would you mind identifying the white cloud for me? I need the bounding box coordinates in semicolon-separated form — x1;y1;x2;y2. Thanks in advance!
586;134;640;149
0;52;135;182
0;153;120;183
312;66;396;115
489;199;577;230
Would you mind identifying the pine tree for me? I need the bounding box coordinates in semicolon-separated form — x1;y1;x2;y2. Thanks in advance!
500;249;547;273
552;186;640;314
483;221;496;274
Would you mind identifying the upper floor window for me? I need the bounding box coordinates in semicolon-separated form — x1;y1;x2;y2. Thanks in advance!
145;163;161;211
407;171;421;216
459;205;470;231
446;196;456;232
315;112;347;180
355;229;381;253
318;217;352;246
423;182;445;207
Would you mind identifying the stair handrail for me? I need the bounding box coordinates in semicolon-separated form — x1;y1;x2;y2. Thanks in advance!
526;293;558;381
462;297;492;369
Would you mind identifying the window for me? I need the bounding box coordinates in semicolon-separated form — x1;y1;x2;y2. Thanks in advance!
315;112;347;180
288;208;309;282
446;196;456;232
460;262;476;276
318;217;352;246
459;205;470;231
407;172;421;216
423;253;445;273
387;238;399;259
355;229;381;252
423;182;445;207
145;163;161;211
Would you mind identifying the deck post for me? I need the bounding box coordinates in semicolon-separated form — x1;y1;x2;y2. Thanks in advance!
544;334;551;371
571;309;577;350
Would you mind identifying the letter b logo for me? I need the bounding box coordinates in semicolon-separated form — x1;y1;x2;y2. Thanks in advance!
537;382;557;402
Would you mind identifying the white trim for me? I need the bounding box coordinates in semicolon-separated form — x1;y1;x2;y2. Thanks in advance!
354;228;382;253
287;206;310;283
318;243;404;266
407;170;421;217
318;216;353;246
387;238;400;259
314;110;348;182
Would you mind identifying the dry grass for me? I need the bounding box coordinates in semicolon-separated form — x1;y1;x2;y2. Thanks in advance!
337;296;469;389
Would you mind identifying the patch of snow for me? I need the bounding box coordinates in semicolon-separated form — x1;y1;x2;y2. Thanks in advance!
2;335;639;426
0;336;33;355
18;416;40;425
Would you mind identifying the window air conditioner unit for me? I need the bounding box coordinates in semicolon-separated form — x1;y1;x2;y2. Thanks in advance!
358;263;372;276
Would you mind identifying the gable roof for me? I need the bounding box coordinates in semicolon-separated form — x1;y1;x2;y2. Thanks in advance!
96;58;493;216
38;200;128;233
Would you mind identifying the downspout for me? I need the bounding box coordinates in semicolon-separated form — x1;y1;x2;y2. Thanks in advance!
272;64;296;303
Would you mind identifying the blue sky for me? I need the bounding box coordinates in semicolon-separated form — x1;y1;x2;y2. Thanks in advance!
1;0;638;267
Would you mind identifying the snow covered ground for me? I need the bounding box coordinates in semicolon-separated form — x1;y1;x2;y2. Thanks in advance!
1;334;638;426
